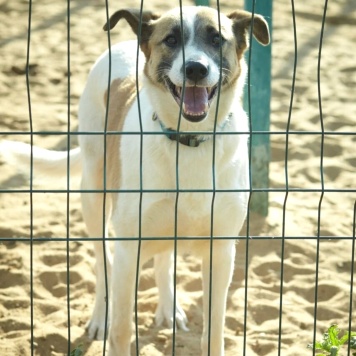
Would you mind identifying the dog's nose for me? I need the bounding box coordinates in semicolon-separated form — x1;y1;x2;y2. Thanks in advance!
185;61;209;82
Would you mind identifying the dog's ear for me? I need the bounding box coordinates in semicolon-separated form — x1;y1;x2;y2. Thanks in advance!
103;9;160;42
228;10;270;52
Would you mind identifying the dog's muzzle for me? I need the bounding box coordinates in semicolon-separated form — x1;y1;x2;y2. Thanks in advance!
165;60;218;123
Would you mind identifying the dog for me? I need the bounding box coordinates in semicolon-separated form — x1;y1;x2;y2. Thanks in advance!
0;6;269;355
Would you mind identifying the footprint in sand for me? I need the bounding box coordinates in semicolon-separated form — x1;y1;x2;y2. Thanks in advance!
40;251;84;267
38;269;83;298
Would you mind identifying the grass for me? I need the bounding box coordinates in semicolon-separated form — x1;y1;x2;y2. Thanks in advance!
70;343;84;356
307;324;356;356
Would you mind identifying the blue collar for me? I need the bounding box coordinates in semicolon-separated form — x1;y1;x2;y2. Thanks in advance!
152;113;231;148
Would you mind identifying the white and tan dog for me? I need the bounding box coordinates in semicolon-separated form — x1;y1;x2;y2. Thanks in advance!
0;6;269;355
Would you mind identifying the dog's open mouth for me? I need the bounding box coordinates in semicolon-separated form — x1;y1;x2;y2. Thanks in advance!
165;78;218;122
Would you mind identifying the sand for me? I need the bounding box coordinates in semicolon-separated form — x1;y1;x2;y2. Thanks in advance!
0;0;355;355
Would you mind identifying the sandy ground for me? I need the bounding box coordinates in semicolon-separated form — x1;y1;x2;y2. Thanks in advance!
0;0;355;355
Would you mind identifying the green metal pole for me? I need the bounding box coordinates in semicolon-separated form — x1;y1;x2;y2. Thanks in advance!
195;0;210;5
244;0;272;216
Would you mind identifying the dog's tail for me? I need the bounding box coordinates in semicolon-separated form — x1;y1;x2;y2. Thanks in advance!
0;140;82;180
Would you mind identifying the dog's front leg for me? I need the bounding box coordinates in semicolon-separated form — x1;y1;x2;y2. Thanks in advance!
154;251;189;331
109;240;140;356
201;240;236;356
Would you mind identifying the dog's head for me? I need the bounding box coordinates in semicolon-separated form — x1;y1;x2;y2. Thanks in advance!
104;7;269;126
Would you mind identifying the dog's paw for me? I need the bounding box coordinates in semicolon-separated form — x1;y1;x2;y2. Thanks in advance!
155;300;189;331
86;314;110;340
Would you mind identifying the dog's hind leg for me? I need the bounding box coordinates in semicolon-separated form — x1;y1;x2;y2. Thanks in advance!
154;251;189;331
81;159;113;341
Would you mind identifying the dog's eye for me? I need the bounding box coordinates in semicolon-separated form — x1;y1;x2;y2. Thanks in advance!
211;33;225;47
164;35;178;47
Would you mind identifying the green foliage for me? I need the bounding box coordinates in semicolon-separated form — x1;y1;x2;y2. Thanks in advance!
70;343;84;356
307;325;356;356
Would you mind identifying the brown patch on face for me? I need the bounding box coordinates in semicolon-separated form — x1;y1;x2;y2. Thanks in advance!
103;77;138;206
141;42;151;59
143;13;183;89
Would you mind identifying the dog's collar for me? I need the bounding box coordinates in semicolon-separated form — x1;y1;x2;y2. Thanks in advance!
152;113;231;148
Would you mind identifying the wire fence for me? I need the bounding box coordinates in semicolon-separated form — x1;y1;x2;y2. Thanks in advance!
0;0;355;355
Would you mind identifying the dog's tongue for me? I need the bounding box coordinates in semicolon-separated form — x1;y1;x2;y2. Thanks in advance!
183;86;208;115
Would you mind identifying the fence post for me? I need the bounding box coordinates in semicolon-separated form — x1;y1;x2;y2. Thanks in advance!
195;0;210;5
194;0;271;216
244;0;272;216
